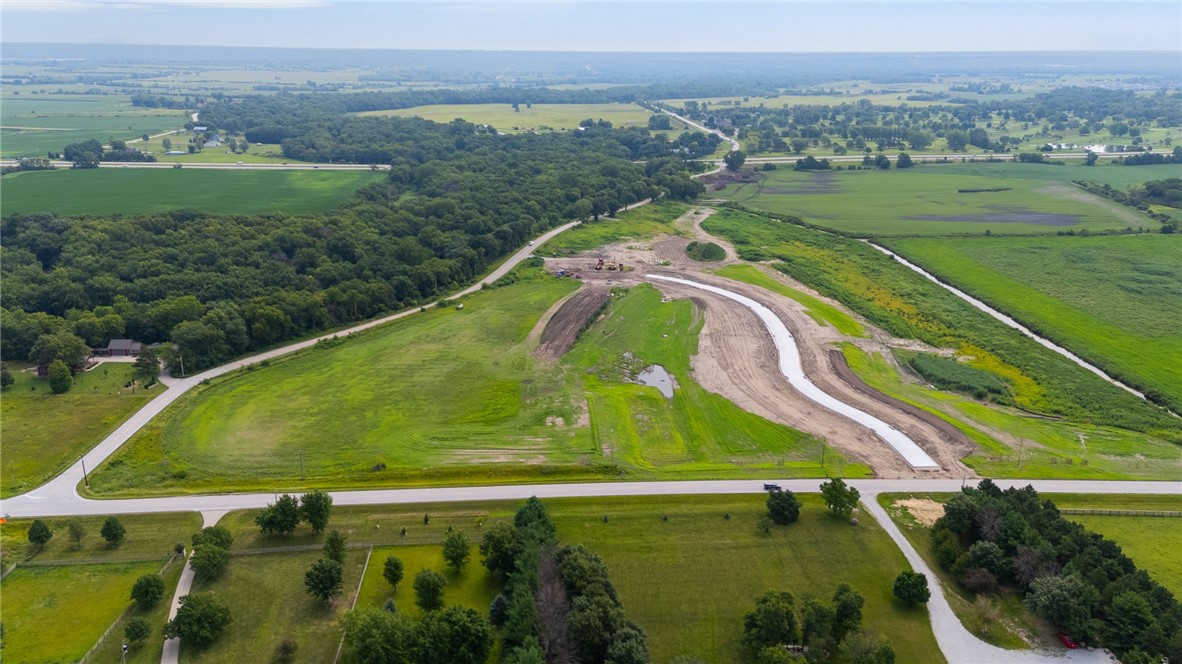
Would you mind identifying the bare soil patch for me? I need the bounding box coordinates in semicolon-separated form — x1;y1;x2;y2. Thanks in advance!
761;171;842;195
535;287;611;361
699;168;760;192
895;497;945;527
903;211;1081;226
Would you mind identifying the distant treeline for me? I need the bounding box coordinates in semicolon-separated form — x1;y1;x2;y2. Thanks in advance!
2;119;701;373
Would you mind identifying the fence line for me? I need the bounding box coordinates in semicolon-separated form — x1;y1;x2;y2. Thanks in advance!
333;545;374;664
1061;509;1181;518
78;556;178;664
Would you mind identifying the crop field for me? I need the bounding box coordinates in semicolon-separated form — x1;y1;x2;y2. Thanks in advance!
181;549;368;664
882;235;1182;412
356;102;657;132
213;494;941;664
718;163;1158;236
702;208;1181;453
0;362;160;499
0;94;187;157
88;265;859;496
1;168;384;217
0;560;164;663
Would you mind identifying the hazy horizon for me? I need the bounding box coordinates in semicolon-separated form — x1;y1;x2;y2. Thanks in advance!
4;1;1180;54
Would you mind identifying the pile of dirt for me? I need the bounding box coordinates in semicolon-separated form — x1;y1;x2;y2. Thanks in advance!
895;497;944;527
535;287;611;360
699;168;760;192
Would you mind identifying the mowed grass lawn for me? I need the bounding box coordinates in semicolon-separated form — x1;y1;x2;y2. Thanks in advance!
357;102;653;132
90;265;858;495
882;234;1182;412
181;549;368;664
0;511;201;565
1;168;383;217
0;561;162;663
719;162;1161;236
0;362;161;498
214;494;941;664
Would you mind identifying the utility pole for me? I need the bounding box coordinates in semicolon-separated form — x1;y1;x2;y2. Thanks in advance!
179;353;185;378
81;457;89;487
1016;439;1025;469
299;450;305;479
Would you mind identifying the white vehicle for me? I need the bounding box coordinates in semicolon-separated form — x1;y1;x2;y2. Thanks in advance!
528;241;535;246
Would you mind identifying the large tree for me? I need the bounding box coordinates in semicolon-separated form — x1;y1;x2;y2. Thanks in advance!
131;574;166;607
743;590;798;650
324;529;348;565
410;606;493;664
29;331;89;367
479;522;521;577
892;572;930;606
163;593;232;646
766;489;801;525
305;558;344;605
300;490;334;534
190;545;231;578
820;478;861;519
384;555;405;589
101;517;126;546
27;519;53;548
255;494;302;535
723;150;747;171
414;569;447;612
341;608;411;664
442;530;471;573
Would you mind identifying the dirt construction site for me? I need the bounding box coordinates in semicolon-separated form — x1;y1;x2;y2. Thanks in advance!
538;207;979;479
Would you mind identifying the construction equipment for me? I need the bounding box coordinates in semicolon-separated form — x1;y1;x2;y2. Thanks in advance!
594;258;605;271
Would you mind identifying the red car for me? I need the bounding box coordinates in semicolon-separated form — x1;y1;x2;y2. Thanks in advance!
1058;633;1077;649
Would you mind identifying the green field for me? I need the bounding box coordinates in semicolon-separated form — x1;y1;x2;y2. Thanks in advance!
712;263;867;337
0;560;163;663
181;549;367;663
214;494;942;664
356;545;500;619
1;94;188;157
1;168;384;217
356;102;656;132
701;208;1182;466
85;559;187;664
541;200;692;255
132;131;293;164
718;162;1170;236
89;265;860;496
883;235;1182;412
1043;494;1182;598
0;362;161;498
843;345;1181;480
1;512;201;565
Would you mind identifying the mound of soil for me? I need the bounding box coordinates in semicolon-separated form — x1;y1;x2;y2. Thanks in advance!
536;287;611;360
699;168;760;192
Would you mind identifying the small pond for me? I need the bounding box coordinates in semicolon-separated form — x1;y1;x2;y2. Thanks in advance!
637;364;674;398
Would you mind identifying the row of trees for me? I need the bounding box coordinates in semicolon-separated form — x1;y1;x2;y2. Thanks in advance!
26;516;126;549
3;120;701;373
930;480;1181;662
743;584;894;664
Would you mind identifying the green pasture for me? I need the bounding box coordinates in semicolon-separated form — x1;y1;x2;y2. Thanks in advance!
214;494;942;664
0;511;201;565
1;94;187;157
356;545;500;619
845;345;1181;481
356;102;654;132
718;163;1157;236
1043;494;1182;598
0;560;163;663
181;549;367;663
0;362;160;498
88;263;858;496
541;199;691;255
883;234;1182;411
84;560;187;664
133;131;292;164
1;168;383;217
712;263;867;337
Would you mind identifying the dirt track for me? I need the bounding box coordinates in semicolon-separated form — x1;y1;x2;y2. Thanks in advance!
535;287;611;361
539;207;979;477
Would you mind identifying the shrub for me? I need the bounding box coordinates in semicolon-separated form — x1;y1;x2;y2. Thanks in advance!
766;489;801;525
124;616;152;643
892;571;931;606
27;520;53;548
101;517;126;546
131;574;166;607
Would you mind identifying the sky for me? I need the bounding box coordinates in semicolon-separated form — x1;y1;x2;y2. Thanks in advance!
3;0;1181;53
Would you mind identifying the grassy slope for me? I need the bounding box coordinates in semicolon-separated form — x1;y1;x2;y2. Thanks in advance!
0;362;160;498
712;263;867;337
843;345;1180;480
356;102;653;132
1;168;383;217
718;162;1172;236
180;549;367;664
90;267;859;495
565;284;866;477
882;234;1182;411
0;561;163;663
541;199;692;255
702;207;1180;445
214;495;942;664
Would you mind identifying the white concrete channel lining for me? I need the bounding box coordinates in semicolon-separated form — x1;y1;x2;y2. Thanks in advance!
647;274;940;470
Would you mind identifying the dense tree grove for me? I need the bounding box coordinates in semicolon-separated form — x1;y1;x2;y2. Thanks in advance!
742;584;878;663
2;118;700;373
930;480;1181;661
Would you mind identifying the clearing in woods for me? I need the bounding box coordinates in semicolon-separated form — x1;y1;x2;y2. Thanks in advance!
356;102;662;133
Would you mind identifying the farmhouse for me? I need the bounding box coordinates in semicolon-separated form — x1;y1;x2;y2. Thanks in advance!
97;339;144;357
192;126;208;132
